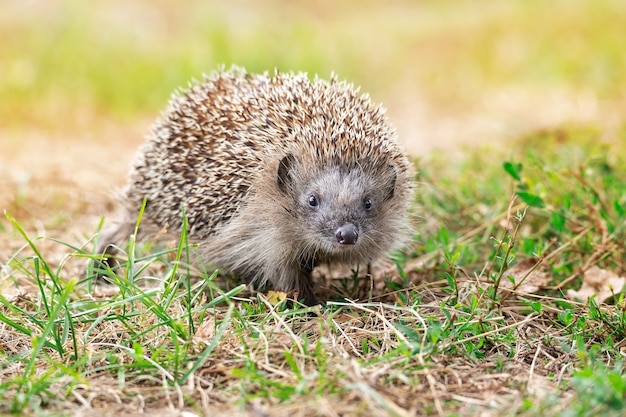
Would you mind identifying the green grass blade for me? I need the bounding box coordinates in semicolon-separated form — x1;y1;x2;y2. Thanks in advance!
179;302;235;384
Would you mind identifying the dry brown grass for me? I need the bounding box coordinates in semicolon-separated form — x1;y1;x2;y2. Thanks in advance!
0;268;584;416
3;1;626;416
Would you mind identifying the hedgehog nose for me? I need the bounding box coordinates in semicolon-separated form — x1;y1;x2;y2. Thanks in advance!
336;223;358;245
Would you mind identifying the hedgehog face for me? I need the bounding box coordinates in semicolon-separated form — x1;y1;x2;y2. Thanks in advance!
277;153;401;263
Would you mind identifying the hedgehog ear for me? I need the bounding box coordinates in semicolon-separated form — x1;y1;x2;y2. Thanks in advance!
383;164;397;201
277;153;296;194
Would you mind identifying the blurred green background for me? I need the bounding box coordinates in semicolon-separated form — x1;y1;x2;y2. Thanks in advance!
1;0;626;151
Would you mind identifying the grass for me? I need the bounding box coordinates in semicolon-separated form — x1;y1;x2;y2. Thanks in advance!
3;0;626;415
2;129;626;416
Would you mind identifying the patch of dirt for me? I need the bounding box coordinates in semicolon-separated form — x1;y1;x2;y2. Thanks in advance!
0;121;149;259
388;86;624;156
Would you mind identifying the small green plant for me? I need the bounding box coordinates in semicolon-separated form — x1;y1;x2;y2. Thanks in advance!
569;359;626;415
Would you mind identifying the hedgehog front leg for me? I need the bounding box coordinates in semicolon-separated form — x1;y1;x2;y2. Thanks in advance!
269;259;320;306
295;270;320;306
92;219;137;281
294;257;320;306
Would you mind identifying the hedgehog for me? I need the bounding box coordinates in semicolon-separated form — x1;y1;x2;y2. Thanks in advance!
96;66;413;305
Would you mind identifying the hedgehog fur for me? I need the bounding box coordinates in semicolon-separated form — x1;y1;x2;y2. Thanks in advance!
97;66;413;305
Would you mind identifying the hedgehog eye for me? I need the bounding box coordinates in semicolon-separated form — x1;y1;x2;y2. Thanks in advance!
363;197;373;210
308;195;319;208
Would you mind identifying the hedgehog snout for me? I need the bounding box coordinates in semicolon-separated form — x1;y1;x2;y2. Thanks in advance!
335;223;358;245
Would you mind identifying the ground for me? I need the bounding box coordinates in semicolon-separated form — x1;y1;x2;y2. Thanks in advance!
2;1;626;416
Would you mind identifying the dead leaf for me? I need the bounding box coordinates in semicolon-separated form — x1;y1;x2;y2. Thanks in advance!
266;290;288;305
195;316;216;339
500;258;551;295
566;266;626;303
